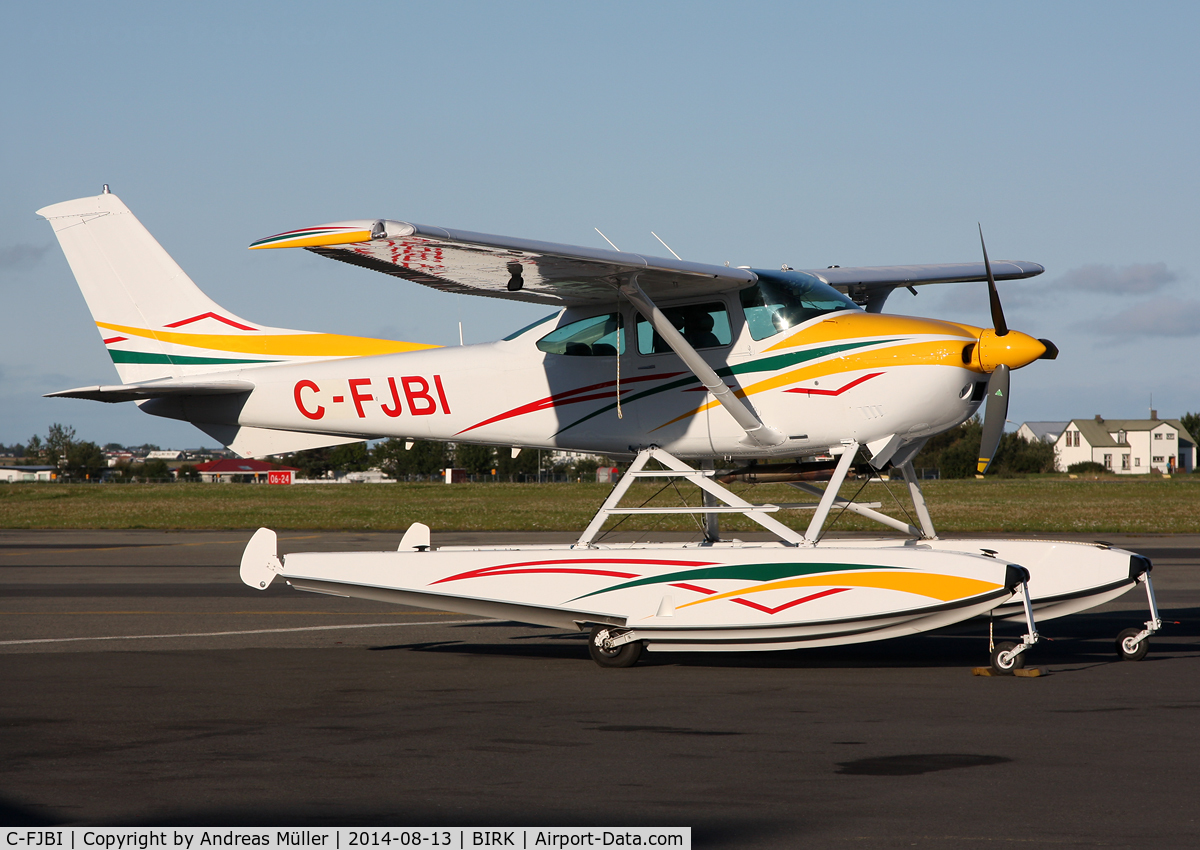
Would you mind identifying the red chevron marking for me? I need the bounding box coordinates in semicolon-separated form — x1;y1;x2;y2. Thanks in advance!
785;372;882;396
164;312;258;331
730;587;850;615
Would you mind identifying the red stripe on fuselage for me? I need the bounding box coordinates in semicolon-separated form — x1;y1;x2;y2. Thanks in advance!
456;372;686;435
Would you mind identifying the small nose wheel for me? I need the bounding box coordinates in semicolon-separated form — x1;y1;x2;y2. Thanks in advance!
588;626;643;668
989;641;1026;675
1116;628;1150;662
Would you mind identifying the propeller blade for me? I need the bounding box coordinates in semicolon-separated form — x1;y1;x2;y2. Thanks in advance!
977;363;1010;475
979;225;1008;336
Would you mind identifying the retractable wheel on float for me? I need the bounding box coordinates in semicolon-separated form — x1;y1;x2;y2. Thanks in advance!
589;626;644;668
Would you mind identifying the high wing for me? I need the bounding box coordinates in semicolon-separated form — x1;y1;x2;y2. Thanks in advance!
814;261;1045;311
250;220;755;306
251;218;1044;309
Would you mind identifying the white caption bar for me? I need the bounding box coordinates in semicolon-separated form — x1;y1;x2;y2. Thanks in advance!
2;829;690;850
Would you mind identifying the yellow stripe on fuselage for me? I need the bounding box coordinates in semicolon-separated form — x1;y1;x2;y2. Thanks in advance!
653;337;979;431
677;570;1002;610
96;322;439;358
765;313;978;352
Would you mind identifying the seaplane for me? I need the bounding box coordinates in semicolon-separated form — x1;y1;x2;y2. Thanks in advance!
37;188;1162;670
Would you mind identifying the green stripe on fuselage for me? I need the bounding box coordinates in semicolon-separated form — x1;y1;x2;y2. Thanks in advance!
108;350;279;366
554;338;897;435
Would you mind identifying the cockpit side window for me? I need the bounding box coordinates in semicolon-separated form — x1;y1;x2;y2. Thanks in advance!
635;302;732;355
536;312;626;356
504;312;559;341
740;270;860;340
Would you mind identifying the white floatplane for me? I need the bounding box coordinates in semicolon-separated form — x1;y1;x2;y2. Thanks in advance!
38;189;1162;669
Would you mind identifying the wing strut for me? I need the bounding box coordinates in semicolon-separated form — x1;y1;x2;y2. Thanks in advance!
619;276;786;448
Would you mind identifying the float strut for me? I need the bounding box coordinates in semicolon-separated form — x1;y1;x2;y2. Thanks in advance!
1124;572;1163;651
997;577;1041;667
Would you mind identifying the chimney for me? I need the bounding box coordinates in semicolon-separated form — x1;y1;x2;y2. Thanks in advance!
1095;414;1103;423
1151;409;1158;420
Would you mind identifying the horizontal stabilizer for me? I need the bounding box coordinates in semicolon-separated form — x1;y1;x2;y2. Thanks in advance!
45;380;254;403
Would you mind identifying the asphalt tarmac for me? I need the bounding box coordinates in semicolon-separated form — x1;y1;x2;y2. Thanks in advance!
1;529;1198;848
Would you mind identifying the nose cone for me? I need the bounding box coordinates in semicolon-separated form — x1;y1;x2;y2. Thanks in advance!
976;328;1047;372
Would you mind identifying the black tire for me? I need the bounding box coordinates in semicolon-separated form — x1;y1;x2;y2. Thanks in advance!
588;626;643;668
1116;628;1149;662
990;641;1025;675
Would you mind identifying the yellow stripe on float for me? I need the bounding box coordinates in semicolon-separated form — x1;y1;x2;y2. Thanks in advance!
677;571;1002;609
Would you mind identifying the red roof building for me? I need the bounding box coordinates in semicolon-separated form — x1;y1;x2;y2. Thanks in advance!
193;458;299;484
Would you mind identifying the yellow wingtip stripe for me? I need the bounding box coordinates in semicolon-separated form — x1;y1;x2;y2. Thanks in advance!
249;230;373;250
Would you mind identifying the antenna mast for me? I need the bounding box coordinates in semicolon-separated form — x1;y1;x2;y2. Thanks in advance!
651;231;682;260
594;228;621;252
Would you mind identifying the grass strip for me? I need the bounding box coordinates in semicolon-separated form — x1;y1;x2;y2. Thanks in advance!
1;476;1197;534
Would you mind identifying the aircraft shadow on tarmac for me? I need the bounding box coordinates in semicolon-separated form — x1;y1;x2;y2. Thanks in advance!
361;605;1198;669
0;795;770;843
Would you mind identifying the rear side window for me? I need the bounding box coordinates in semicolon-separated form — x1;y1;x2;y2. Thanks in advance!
536;312;625;356
636;302;731;355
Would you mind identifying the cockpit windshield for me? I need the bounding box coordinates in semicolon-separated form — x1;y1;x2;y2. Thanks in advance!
740;270;860;340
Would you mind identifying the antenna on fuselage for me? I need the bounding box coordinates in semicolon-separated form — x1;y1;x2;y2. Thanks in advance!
594;228;621;252
651;231;682;261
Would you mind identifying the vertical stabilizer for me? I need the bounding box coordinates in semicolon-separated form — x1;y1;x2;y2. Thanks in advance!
37;191;436;384
37;191;261;382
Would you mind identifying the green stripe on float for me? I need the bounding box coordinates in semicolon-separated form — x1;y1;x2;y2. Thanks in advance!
108;351;279;366
571;561;898;601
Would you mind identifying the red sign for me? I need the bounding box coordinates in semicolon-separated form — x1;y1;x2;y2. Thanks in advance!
268;470;293;485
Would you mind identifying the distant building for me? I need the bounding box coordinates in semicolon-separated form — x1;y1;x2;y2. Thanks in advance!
1053;414;1196;474
0;466;57;483
146;450;184;460
193;458;299;483
1016;421;1069;444
105;451;135;467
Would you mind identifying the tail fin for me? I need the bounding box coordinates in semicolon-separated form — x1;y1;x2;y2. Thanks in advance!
38;190;436;383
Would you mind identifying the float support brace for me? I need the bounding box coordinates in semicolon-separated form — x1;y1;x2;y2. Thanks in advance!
803;441;860;544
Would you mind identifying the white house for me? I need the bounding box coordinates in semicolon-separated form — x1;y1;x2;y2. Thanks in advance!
0;465;58;482
1053;414;1196;474
1016;421;1069;444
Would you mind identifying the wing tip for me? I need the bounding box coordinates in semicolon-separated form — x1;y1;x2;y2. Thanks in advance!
249;226;373;250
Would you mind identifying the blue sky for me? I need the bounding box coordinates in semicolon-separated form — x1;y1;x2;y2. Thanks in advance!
2;1;1197;448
